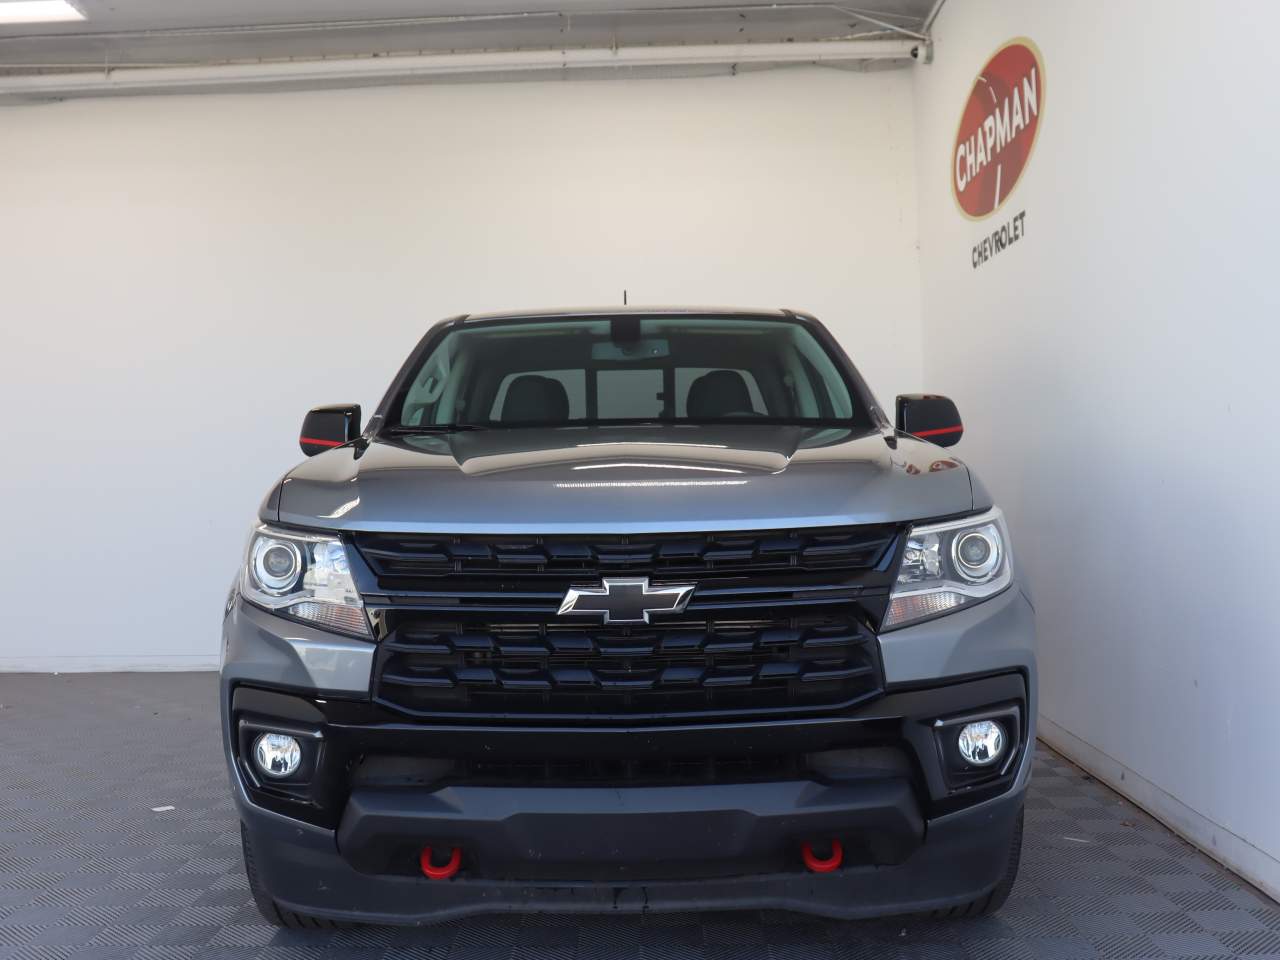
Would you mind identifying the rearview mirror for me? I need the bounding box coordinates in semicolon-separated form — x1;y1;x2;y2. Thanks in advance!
300;404;361;456
895;394;963;447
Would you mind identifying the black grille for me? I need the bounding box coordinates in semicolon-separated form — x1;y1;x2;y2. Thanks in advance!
354;527;899;582
351;526;901;723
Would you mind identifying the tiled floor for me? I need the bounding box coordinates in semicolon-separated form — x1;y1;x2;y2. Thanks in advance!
1;672;1277;958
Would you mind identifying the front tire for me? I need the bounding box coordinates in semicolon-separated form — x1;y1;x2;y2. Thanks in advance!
241;823;347;929
930;808;1023;919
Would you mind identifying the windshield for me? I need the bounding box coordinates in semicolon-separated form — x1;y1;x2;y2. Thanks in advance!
389;315;871;431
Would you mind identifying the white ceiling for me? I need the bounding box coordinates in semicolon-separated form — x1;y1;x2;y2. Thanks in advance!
0;1;935;70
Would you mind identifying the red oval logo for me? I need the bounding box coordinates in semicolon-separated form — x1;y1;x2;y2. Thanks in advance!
952;39;1044;219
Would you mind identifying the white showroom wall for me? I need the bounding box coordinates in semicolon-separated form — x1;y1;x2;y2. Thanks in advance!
0;67;922;671
913;0;1280;897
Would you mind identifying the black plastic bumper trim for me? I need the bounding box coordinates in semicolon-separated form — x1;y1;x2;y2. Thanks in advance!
240;782;1024;924
336;776;923;880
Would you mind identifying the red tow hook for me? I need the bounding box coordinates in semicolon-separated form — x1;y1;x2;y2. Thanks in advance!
801;839;843;873
420;846;462;880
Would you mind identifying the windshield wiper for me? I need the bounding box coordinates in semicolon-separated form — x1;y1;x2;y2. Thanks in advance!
672;417;860;428
385;418;862;434
384;424;489;435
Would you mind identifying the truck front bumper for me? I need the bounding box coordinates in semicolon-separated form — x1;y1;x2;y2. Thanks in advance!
227;672;1031;924
222;587;1037;924
240;781;1023;924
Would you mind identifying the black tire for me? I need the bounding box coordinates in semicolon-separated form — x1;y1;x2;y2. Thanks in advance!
930;808;1023;919
241;823;347;930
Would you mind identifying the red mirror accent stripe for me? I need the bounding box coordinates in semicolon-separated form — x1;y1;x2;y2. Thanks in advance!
913;425;963;437
300;436;344;447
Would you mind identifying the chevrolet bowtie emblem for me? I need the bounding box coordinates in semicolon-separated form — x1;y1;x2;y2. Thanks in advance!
557;577;695;625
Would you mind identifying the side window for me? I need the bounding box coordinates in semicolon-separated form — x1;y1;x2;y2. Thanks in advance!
795;354;835;418
789;330;854;419
490;370;587;420
401;348;454;426
675;368;767;416
597;369;663;419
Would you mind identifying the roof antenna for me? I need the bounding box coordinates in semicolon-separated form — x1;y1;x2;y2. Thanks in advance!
623;289;628;305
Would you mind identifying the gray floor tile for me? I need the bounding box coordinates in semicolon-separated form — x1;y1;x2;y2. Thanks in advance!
0;672;1276;959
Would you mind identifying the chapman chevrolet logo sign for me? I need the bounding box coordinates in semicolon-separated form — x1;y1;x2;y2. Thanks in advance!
953;38;1044;220
954;37;1044;270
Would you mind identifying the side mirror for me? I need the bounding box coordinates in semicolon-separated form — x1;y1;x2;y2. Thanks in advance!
300;404;361;456
895;394;963;447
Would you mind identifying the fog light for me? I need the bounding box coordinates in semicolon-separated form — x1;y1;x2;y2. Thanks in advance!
957;720;1005;767
253;733;302;778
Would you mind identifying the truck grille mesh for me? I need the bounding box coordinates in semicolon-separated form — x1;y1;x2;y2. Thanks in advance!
351;526;901;723
353;526;898;581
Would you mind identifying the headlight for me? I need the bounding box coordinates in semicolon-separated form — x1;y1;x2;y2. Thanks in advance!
240;524;370;638
251;538;303;594
883;507;1012;630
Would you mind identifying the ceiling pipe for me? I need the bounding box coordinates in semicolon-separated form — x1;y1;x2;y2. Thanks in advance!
923;0;948;33
0;38;917;102
831;6;927;41
0;4;921;43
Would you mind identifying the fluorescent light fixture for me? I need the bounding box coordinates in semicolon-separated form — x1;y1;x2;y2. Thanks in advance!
0;1;84;24
572;462;743;474
555;480;749;489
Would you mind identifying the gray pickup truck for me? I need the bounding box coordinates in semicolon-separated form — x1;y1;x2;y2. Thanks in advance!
221;307;1036;927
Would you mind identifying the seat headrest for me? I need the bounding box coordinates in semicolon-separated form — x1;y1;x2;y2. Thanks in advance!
687;370;753;419
503;374;570;423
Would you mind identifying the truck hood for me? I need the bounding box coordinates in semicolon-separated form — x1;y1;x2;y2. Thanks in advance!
272;424;976;533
